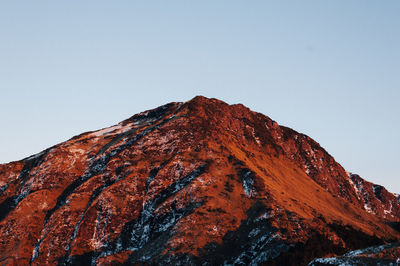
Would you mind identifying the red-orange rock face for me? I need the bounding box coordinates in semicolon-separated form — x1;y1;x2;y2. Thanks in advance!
0;96;399;265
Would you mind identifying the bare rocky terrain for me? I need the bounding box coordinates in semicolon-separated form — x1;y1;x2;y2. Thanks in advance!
0;96;399;265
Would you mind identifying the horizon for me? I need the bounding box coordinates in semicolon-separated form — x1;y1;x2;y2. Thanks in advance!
1;1;399;193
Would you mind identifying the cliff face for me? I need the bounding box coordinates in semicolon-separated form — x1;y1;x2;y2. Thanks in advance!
0;96;399;265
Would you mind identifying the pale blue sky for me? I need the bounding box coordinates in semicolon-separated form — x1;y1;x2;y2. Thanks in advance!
1;1;399;192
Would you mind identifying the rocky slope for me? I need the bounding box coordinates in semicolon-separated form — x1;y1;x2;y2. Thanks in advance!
309;242;400;265
0;96;399;265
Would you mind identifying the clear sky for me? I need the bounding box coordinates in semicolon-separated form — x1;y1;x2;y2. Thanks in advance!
1;1;399;193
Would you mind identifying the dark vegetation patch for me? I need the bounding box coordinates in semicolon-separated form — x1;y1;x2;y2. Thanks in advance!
266;232;346;266
145;159;172;191
266;223;387;266
0;195;20;222
327;223;385;250
224;181;234;193
227;155;258;197
205;207;226;214
372;184;384;202
387;222;400;233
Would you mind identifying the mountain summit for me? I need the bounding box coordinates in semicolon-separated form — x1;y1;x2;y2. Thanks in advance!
0;96;399;265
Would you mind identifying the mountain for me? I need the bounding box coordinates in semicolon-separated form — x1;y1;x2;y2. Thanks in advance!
0;96;399;265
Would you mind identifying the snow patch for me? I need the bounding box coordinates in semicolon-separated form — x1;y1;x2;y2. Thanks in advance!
252;128;261;145
311;257;339;264
90;124;123;137
347;174;360;200
89;122;135;137
246;125;261;145
255;211;273;221
384;200;393;217
364;201;374;214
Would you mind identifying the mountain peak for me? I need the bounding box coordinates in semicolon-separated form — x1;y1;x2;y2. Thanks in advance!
186;95;249;111
187;95;213;103
187;95;226;104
